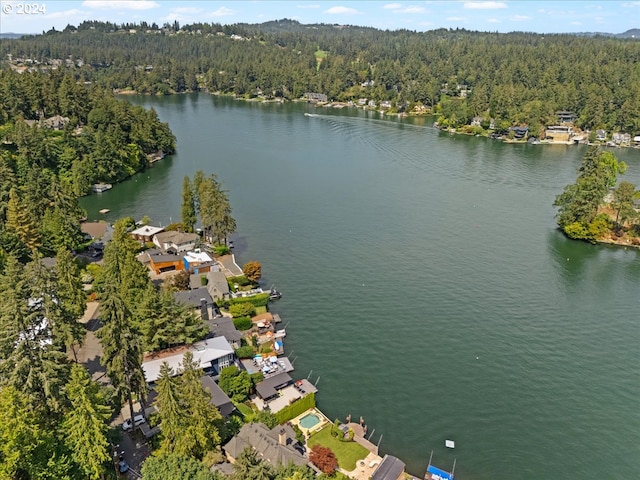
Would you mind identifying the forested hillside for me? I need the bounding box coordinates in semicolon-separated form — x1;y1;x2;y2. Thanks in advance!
0;69;175;263
2;19;639;134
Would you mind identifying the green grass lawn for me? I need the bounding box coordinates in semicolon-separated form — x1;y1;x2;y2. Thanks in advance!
307;425;368;471
254;306;267;315
235;402;253;417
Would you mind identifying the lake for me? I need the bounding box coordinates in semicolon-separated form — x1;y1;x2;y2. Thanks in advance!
81;94;640;479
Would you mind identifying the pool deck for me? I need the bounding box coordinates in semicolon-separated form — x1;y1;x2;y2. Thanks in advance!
291;408;330;436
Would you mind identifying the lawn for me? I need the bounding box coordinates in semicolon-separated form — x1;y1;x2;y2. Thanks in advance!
235;402;253;418
307;425;368;471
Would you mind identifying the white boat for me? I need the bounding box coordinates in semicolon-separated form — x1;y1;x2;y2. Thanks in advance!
92;183;112;193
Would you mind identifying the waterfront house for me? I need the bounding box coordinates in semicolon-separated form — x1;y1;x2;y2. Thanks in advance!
357;98;368;106
368;100;377;108
148;252;185;274
141;337;235;383
612;132;631;146
209;316;243;349
200;375;235;417
81;221;108;240
206;270;230;301
153;231;198;252
556;111;575;124
305;92;328;103
183;250;215;274
634;135;640;146
471;116;483;127
255;372;292;402
380;100;392;109
371;454;406;480
510;126;528;139
544;125;574;142
130;225;164;243
224;423;307;468
596;129;607;141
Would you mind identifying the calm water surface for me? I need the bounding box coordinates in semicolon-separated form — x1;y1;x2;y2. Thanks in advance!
82;95;640;479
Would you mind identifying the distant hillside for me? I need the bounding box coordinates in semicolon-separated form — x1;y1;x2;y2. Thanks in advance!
617;28;640;38
572;28;639;38
0;33;25;39
1;20;639;134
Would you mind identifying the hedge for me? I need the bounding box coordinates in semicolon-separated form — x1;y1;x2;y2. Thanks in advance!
275;392;316;425
228;293;270;308
233;317;253;331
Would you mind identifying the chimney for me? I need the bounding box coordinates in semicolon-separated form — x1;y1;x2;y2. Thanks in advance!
278;428;286;446
200;299;209;320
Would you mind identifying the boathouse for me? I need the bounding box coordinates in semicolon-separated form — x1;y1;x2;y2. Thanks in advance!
371;454;406;480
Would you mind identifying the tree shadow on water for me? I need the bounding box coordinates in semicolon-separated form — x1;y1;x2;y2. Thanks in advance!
547;229;600;288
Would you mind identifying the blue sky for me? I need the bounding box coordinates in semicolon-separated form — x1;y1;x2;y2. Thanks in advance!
1;1;638;35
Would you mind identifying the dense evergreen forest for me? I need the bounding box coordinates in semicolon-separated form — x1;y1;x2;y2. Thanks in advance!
2;19;639;135
0;69;175;262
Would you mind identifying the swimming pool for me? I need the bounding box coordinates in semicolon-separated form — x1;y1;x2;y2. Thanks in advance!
299;413;321;429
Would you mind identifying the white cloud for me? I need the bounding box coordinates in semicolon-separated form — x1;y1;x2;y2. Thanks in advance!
464;1;507;10
622;1;640;6
487;18;500;23
511;14;530;21
570;21;582;25
383;3;403;9
45;8;86;19
208;7;235;17
82;1;159;10
324;6;359;14
394;6;427;13
297;4;321;8
171;7;201;15
447;16;467;21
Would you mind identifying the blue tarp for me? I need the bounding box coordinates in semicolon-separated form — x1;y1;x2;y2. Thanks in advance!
427;465;454;480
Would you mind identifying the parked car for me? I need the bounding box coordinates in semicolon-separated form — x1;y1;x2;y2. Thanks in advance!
118;460;130;473
121;414;146;431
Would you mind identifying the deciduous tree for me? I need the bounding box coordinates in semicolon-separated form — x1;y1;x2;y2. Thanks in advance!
243;260;262;282
309;444;338;475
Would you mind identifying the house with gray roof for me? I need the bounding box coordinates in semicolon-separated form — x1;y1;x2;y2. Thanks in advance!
206;270;230;301
255;372;292;401
371;454;406;480
224;423;307;468
200;375;235;417
153;231;199;252
174;287;213;310
208;316;243;349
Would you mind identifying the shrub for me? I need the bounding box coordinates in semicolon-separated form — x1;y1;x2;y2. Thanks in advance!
213;245;230;256
200;275;208;286
227;275;250;288
588;214;613;239
228;293;270;308
233;316;253;331
234;346;255;359
563;221;590;240
229;303;256;318
310;445;338;475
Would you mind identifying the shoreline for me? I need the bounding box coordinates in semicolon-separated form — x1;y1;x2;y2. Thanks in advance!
114;89;639;150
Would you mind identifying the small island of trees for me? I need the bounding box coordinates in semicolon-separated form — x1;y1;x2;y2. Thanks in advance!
554;146;639;245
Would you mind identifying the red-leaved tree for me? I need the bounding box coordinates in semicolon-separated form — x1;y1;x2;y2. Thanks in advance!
310;444;338;474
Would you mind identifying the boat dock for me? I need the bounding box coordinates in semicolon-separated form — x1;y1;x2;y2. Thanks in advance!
425;451;455;480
